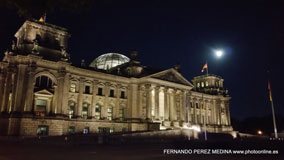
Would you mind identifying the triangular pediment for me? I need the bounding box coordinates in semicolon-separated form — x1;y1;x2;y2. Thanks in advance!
34;89;53;96
148;68;193;86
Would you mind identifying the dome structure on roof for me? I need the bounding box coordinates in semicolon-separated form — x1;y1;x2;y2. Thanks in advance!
89;53;130;70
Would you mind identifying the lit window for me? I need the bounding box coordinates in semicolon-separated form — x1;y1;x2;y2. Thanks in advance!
119;108;125;120
205;81;209;87
82;103;89;119
70;83;76;92
35;99;47;116
68;101;75;119
107;108;113;120
95;104;101;120
201;82;204;87
197;83;200;88
37;125;49;136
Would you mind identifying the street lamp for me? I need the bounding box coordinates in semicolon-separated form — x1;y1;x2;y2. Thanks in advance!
257;130;263;135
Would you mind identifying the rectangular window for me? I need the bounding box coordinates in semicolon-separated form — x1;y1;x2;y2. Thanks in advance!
85;85;90;94
95;105;101;120
35;99;47;116
196;103;199;109
109;89;114;97
120;91;125;98
98;87;103;96
191;102;194;108
98;127;111;134
82;103;89;119
119;108;124;120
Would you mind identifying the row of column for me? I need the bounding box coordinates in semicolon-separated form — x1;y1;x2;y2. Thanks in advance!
73;79;127;119
139;84;187;122
189;98;230;126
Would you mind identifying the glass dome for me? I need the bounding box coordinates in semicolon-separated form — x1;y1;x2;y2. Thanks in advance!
89;53;130;70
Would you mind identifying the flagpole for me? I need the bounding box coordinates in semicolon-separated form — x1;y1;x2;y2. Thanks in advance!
268;80;278;139
206;61;209;76
270;98;278;139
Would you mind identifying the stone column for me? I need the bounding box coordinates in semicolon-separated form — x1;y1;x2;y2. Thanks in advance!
204;101;208;125
170;89;177;121
77;78;84;118
91;80;98;118
24;65;36;112
61;73;69;115
211;100;216;125
215;100;221;125
226;101;231;125
52;85;58;113
0;71;5;112
201;99;205;124
56;72;65;115
103;82;110;119
180;90;187;122
193;99;197;124
163;87;169;121
114;84;121;120
154;86;160;120
13;64;26;112
138;85;145;119
145;84;152;120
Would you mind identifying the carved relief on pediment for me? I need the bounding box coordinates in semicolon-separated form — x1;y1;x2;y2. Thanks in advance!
153;72;188;85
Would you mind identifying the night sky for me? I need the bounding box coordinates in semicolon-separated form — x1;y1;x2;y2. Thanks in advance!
0;0;283;120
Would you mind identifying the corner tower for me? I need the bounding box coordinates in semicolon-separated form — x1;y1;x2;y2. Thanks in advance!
12;19;70;62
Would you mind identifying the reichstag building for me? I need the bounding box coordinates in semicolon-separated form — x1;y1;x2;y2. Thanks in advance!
0;19;232;136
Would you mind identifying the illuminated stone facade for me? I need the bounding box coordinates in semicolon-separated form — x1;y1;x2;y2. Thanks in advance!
0;20;232;136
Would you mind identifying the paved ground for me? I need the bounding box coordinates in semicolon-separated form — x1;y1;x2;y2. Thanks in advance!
0;136;283;160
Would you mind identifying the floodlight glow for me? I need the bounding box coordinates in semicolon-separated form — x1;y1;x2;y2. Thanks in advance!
188;125;201;132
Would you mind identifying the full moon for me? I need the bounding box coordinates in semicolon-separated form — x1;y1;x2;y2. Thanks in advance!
215;50;223;58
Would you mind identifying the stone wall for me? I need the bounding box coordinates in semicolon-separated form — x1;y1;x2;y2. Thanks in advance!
1;117;153;136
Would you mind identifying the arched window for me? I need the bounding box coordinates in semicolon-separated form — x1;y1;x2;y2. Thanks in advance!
95;104;101;120
68;101;76;119
35;75;54;91
107;107;113;120
82;103;89;119
70;83;76;93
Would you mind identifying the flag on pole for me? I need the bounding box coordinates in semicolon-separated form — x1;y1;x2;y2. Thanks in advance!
201;63;208;73
268;80;273;102
39;13;46;23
